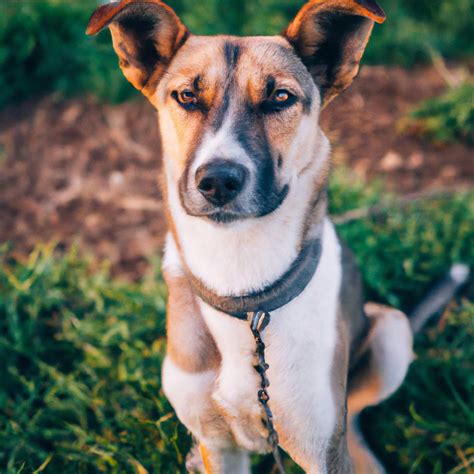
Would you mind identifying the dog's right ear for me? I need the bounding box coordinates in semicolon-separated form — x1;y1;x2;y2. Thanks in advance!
86;0;189;103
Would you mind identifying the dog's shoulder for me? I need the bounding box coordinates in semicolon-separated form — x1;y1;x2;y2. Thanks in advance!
163;233;221;373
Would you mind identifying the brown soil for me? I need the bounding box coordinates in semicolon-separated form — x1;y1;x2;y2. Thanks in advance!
320;66;473;191
0;65;472;278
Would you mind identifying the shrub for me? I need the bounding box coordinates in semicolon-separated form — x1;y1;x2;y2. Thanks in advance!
334;192;473;310
401;82;474;145
0;0;135;108
364;0;474;66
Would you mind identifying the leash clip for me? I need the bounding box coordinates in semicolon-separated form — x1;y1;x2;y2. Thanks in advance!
249;310;270;333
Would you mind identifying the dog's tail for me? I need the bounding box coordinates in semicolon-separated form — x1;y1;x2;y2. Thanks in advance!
409;263;470;334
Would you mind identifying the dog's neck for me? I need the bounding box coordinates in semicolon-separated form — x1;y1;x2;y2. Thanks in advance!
163;133;330;296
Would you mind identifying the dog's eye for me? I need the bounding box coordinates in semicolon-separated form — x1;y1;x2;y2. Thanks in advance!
272;89;290;103
173;90;198;108
262;89;296;112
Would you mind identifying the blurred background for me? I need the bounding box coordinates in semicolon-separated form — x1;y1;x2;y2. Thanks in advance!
0;1;473;473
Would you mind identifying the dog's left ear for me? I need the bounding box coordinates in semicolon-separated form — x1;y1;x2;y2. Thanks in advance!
86;0;189;103
284;0;385;107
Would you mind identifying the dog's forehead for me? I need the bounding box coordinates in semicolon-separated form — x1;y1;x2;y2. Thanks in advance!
167;35;313;89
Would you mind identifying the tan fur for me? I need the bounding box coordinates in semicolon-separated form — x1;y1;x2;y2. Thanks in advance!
157;36;316;178
199;445;216;474
348;365;382;415
347;367;383;474
164;270;220;372
158;41;226;171
300;164;330;239
347;426;382;474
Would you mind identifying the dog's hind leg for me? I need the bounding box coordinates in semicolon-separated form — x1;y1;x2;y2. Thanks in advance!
347;303;414;474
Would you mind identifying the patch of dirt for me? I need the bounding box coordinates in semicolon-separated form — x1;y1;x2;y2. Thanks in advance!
0;65;472;278
320;65;473;191
0;97;164;279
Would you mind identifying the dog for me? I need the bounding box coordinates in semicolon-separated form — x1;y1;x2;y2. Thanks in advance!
87;1;415;472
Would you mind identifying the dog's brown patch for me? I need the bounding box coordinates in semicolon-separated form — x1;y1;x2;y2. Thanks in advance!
348;361;382;415
347;423;383;474
345;337;383;473
164;270;221;373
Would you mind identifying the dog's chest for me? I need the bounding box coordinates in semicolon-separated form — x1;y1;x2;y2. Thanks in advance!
199;220;343;452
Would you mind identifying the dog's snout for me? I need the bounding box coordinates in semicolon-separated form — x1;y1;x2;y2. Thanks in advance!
195;161;247;206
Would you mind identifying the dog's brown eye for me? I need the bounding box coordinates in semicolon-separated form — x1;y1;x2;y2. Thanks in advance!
174;90;197;107
273;90;290;103
262;88;296;113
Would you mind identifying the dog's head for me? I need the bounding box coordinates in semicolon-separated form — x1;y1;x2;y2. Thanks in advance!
87;0;384;224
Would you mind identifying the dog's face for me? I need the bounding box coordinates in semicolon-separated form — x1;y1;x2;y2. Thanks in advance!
87;0;385;224
161;35;316;223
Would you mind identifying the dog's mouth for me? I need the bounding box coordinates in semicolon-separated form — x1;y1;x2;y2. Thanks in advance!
206;210;243;224
180;184;290;224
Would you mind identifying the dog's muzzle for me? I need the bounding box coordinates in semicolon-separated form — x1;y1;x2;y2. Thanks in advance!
179;157;288;224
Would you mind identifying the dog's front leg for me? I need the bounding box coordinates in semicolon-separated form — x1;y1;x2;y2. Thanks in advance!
190;444;250;474
162;266;252;473
163;356;251;473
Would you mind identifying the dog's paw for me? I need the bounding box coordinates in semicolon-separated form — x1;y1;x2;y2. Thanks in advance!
212;390;270;452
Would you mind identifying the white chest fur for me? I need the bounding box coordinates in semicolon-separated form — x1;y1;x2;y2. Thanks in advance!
163;220;342;465
162;130;330;297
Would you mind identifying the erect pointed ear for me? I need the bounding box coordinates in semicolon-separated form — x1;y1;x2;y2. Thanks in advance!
283;0;385;107
86;0;189;103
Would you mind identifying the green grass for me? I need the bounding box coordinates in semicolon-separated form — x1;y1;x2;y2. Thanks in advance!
0;244;188;473
1;170;473;473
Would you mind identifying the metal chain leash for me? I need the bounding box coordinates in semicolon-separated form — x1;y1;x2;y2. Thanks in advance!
249;311;286;474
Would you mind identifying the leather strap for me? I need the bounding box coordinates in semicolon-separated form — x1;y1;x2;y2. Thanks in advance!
185;238;322;319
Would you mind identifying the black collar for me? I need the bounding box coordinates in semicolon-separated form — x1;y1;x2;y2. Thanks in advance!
185;238;322;319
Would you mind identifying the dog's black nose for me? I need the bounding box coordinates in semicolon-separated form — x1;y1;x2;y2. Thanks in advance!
195;161;247;206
